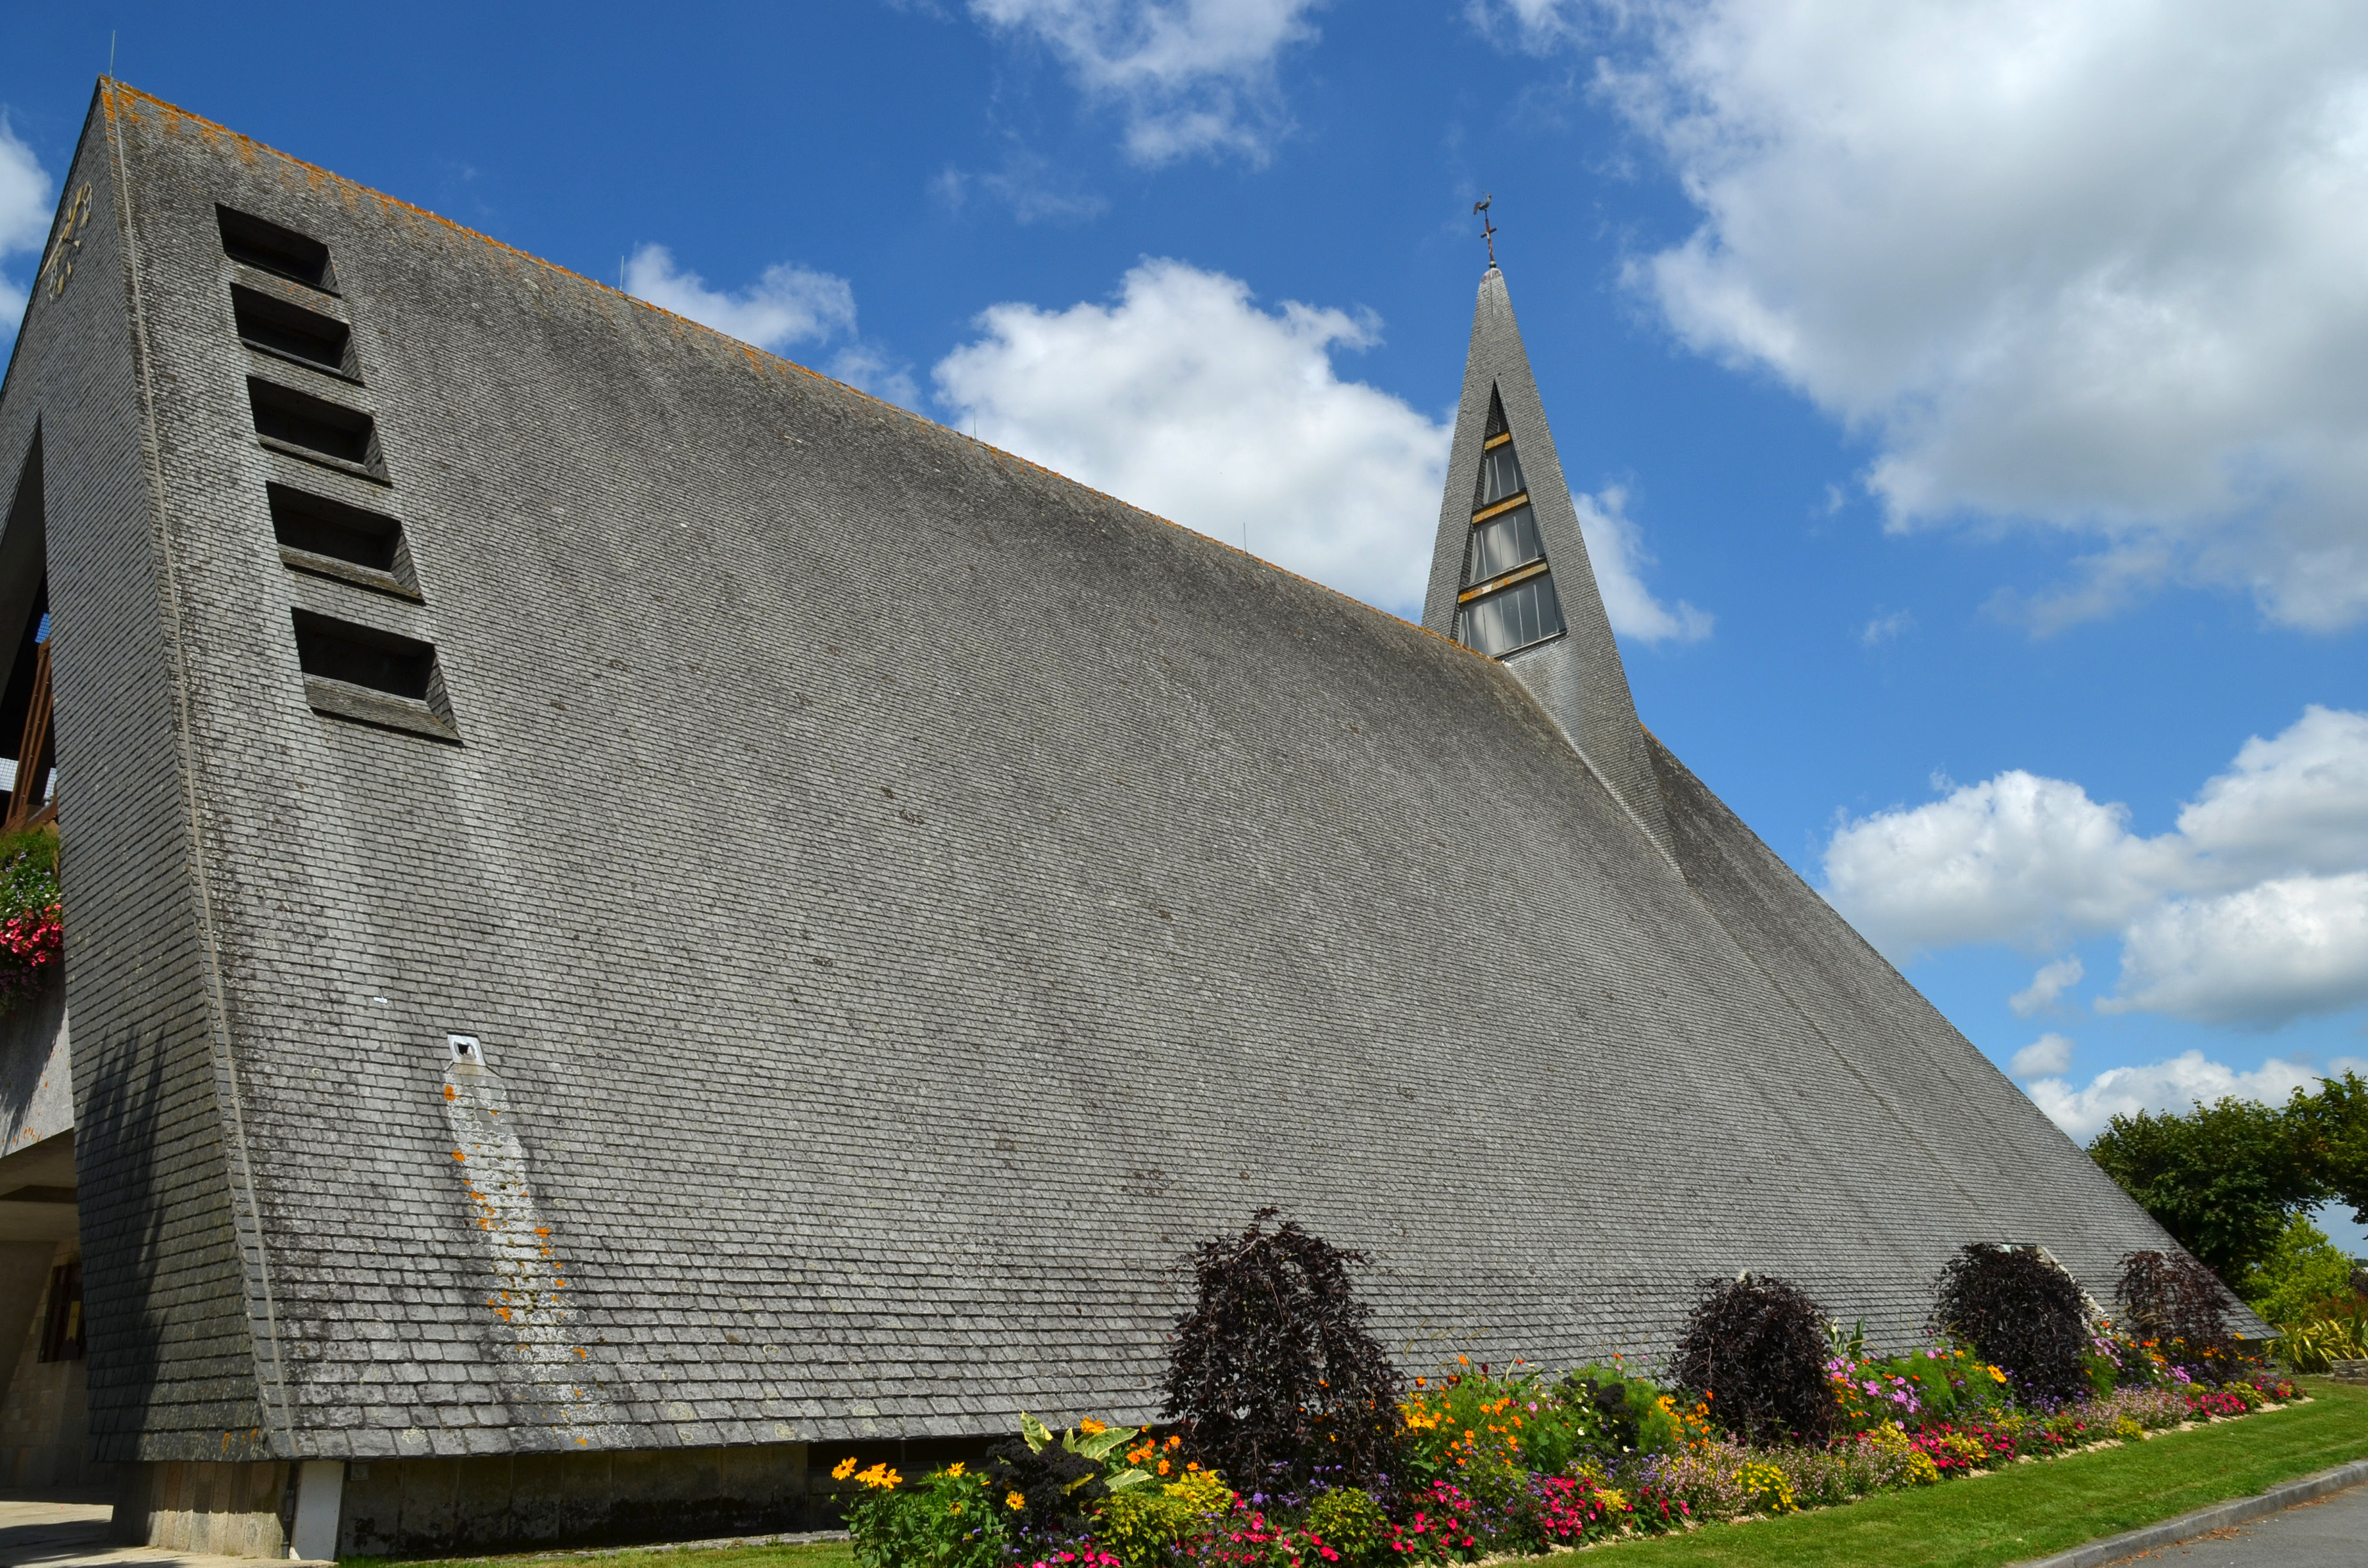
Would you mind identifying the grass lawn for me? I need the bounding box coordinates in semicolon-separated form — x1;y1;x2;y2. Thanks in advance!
1594;1378;2368;1568
378;1381;2368;1568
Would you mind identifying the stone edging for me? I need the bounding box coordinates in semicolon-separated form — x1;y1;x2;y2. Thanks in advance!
2005;1456;2368;1568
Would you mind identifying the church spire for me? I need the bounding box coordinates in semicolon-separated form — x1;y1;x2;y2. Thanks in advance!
1422;264;1674;856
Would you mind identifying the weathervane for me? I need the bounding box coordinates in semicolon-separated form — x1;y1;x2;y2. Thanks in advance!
1474;193;1499;270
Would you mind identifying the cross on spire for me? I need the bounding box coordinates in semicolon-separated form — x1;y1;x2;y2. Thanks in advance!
1474;194;1499;271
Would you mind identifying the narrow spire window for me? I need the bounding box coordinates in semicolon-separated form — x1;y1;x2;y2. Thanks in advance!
1453;387;1566;658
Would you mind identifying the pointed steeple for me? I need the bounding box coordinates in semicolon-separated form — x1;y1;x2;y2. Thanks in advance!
1423;266;1673;856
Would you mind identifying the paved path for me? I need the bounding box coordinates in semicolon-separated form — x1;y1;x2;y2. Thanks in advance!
2100;1477;2368;1566
0;1499;300;1568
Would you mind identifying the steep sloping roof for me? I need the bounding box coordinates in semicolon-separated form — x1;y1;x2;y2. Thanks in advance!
4;85;2187;1466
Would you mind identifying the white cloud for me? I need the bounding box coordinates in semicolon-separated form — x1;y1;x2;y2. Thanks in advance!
1571;486;1710;644
933;259;1709;634
933;259;1448;612
623;245;915;405
2010;1032;2075;1080
969;0;1322;164
1;115;54;339
2107;874;2368;1029
1823;771;2166;954
1823;706;2368;1029
623;245;856;353
1859;609;1913;646
932;154;1110;225
2175;705;2368;883
2023;1051;2348;1143
2010;956;2085;1018
1467;0;1597;54
1567;1;2368;630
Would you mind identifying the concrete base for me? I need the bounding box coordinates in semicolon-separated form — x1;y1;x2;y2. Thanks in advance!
339;1443;814;1556
109;1460;292;1558
107;1443;819;1558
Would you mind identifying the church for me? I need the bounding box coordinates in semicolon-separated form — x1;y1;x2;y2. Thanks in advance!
0;81;2189;1558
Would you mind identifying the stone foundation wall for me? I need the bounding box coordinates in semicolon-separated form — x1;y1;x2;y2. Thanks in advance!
110;1459;292;1556
339;1442;815;1556
113;1442;821;1558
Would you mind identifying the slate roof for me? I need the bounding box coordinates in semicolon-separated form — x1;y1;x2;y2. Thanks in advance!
0;83;2192;1466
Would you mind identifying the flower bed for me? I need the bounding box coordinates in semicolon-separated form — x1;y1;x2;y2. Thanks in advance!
832;1230;2302;1568
0;826;59;1014
835;1360;2299;1567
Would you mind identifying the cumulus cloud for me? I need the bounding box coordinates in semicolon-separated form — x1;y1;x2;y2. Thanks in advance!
933;259;1706;632
1823;771;2168;954
2107;874;2368;1029
624;245;857;352
1;115;55;338
2174;706;2368;883
2010;956;2085;1019
623;245;914;406
2009;1033;2075;1080
1542;1;2368;630
934;259;1449;611
2023;1052;2350;1143
1824;706;2368;1029
969;0;1323;163
1573;487;1711;644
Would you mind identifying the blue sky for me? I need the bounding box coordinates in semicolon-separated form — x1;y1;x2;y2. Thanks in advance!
7;3;2367;1236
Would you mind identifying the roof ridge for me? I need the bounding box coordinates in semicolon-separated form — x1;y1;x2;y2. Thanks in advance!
95;79;1485;671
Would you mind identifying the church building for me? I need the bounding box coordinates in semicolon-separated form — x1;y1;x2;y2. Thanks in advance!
0;82;2191;1558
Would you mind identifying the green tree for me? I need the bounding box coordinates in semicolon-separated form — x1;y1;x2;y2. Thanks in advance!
2087;1097;2325;1282
2288;1071;2368;1227
2238;1214;2359;1326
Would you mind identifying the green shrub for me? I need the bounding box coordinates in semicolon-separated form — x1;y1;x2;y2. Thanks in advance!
1304;1487;1388;1567
1096;1490;1197;1568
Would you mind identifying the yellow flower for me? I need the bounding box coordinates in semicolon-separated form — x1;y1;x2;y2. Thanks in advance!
1078;1418;1108;1435
855;1464;901;1490
832;1457;859;1481
1007;1490;1027;1511
946;1462;966;1478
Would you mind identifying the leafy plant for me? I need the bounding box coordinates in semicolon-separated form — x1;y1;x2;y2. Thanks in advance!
2273;1294;2368;1371
1093;1489;1197;1568
1160;1209;1403;1490
983;1427;1109;1545
2118;1250;2242;1381
1932;1245;2092;1404
1304;1486;1390;1566
837;1460;1010;1568
1670;1273;1835;1444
